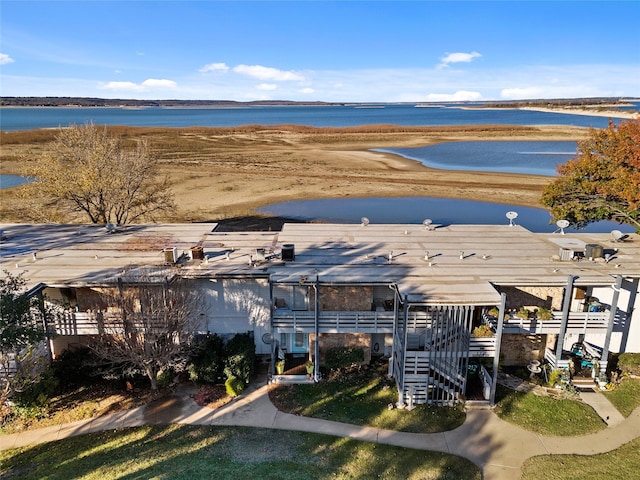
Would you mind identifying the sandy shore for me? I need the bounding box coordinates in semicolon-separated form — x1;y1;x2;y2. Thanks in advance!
0;124;589;225
519;106;638;119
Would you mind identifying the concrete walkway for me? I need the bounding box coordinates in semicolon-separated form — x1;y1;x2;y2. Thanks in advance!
1;378;639;480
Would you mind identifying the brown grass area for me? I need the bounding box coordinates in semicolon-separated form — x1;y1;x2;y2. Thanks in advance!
0;124;588;224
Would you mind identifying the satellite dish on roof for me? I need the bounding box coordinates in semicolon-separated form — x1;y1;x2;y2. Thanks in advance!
262;333;274;344
611;229;629;242
555;219;570;235
105;223;117;233
506;211;518;226
361;217;370;226
423;218;433;230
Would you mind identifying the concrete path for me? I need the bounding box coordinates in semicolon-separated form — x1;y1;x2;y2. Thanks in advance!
1;378;639;480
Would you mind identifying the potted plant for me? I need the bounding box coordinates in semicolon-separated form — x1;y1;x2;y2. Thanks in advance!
305;360;314;378
487;307;499;317
275;360;285;375
536;307;553;321
516;307;530;320
472;325;494;337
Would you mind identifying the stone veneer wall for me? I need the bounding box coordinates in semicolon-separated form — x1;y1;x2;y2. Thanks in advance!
318;286;373;311
310;333;372;365
500;334;547;366
497;286;564;311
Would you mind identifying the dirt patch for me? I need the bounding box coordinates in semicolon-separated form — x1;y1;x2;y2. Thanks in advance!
190;384;233;409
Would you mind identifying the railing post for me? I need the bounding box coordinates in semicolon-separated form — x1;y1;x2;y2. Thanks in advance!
600;275;622;373
490;293;506;406
555;275;575;367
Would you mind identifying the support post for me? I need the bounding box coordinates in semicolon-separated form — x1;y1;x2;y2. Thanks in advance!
555;275;575;367
490;293;506;406
313;276;320;381
600;275;623;373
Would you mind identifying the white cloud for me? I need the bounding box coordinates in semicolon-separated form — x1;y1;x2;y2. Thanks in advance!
100;81;144;92
233;64;305;81
199;62;229;73
425;91;483;102
438;51;481;69
142;78;177;88
0;53;15;65
299;87;315;94
256;83;277;91
99;78;176;92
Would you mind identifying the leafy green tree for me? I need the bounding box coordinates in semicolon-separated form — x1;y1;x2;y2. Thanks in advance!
21;123;175;224
541;119;640;230
0;271;47;413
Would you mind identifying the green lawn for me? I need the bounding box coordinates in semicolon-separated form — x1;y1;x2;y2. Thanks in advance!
269;364;466;433
604;378;640;417
493;385;607;436
0;425;480;480
521;437;640;480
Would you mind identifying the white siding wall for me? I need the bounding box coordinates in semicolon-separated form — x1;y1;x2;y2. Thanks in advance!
197;278;272;355
585;281;640;353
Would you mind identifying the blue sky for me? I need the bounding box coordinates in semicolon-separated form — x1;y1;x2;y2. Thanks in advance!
1;1;639;102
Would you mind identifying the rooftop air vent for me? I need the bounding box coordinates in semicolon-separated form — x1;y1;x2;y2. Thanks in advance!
282;244;295;261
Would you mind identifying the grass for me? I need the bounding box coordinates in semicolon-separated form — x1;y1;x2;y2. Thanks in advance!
521;437;640;480
1;382;162;435
604;377;640;417
493;385;607;436
269;362;466;433
0;424;481;480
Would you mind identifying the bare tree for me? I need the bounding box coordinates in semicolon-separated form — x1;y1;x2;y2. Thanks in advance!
21;123;175;224
88;273;202;390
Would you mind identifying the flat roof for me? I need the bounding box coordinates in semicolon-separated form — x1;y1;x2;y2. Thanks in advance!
1;222;638;304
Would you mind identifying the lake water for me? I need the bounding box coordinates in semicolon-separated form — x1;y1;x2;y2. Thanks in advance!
0;174;29;189
258;197;635;234
0;104;618;131
376;141;577;176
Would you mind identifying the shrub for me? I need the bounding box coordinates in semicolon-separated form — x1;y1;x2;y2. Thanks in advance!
52;347;102;386
618;353;640;376
487;307;500;317
156;368;175;388
188;334;226;384
324;347;365;370
516;307;530;319
225;375;244;397
224;332;256;384
12;368;58;411
472;325;494;337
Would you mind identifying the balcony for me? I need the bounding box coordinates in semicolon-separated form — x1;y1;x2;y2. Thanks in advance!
497;311;615;334
272;310;395;333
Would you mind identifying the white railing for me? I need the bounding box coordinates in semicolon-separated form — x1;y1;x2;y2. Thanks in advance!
469;336;497;357
54;312;120;335
272;310;395;333
502;311;610;334
479;365;492;400
544;348;571;369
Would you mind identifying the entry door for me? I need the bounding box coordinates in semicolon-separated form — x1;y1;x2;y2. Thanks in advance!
281;332;308;353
